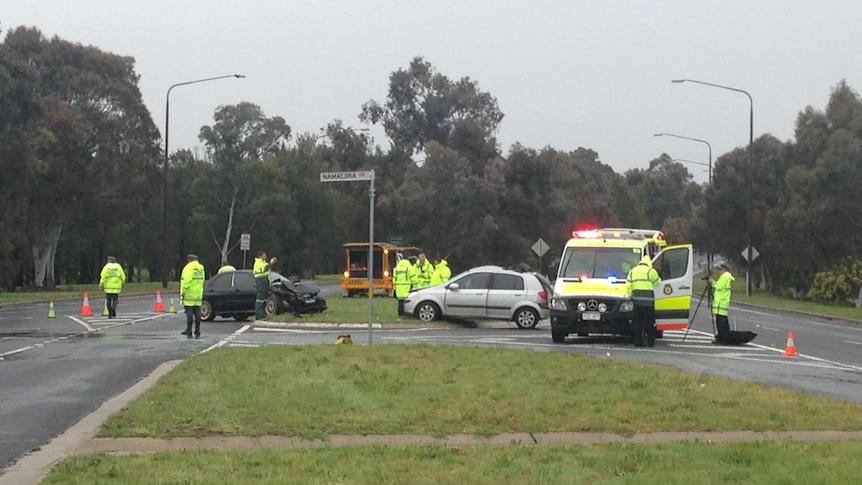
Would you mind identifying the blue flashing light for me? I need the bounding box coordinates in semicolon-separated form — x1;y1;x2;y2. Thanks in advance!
607;275;618;283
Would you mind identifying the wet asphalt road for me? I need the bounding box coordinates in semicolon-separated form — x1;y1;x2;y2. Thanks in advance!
0;293;243;468
3;286;862;470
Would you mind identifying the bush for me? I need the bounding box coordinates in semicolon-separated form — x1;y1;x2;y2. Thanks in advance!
807;257;862;305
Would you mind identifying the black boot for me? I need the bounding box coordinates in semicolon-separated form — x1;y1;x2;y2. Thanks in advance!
181;325;192;336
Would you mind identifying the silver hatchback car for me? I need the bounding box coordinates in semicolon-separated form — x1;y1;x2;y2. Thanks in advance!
403;265;551;328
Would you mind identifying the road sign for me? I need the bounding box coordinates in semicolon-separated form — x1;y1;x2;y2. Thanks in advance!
388;235;404;244
741;246;760;262
320;171;374;182
240;233;251;251
531;238;550;257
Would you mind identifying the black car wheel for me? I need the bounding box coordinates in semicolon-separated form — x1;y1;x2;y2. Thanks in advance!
415;301;440;322
201;300;215;321
264;296;280;317
514;307;540;329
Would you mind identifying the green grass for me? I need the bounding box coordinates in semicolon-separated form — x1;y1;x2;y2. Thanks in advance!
693;278;862;322
44;441;862;484
0;281;178;304
99;345;862;440
269;294;463;326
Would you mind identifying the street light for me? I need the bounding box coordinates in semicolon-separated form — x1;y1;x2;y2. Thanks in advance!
672;78;754;297
308;127;370;279
653;133;712;184
162;74;245;288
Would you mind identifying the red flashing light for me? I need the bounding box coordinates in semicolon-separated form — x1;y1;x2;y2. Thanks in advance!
573;228;603;239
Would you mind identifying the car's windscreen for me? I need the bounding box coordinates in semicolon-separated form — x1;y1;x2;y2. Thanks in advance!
559;247;641;279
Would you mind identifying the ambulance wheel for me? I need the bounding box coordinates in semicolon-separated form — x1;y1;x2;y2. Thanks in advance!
552;329;567;343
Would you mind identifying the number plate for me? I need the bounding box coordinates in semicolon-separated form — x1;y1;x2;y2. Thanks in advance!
305;299;317;305
582;312;601;321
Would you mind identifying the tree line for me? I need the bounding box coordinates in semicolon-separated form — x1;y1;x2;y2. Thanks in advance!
2;26;861;304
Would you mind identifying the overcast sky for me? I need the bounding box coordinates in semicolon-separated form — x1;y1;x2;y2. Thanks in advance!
3;1;861;183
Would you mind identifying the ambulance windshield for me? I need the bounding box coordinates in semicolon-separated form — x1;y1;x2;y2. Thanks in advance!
560;247;641;279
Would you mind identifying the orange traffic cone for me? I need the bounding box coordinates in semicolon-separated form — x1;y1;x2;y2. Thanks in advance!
153;290;165;313
783;331;798;357
80;292;93;316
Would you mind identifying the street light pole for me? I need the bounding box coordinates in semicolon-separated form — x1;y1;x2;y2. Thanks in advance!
309;127;370;279
654;133;713;272
162;74;245;288
672;78;754;297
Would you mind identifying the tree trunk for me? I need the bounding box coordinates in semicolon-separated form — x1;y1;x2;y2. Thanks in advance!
31;223;63;289
219;186;239;262
856;285;862;309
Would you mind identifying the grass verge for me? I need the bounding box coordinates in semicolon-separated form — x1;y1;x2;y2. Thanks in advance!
100;345;862;439
45;441;862;484
693;278;862;322
0;281;178;304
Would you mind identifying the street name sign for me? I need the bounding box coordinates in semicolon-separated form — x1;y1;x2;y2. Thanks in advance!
320;171;374;182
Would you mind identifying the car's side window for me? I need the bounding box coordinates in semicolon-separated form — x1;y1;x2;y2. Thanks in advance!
212;274;232;292
490;274;523;290
234;273;255;290
456;273;491;290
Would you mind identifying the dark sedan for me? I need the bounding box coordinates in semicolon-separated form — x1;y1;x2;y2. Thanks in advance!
200;270;326;321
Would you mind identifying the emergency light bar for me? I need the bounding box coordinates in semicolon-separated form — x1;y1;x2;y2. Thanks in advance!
571;227;664;240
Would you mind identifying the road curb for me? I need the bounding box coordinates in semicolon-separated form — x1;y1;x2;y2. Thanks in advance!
0;360;182;485
73;430;862;454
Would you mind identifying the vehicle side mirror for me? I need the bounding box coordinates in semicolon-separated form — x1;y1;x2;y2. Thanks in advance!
446;283;460;291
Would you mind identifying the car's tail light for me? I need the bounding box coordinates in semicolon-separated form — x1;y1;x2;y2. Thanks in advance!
538;290;548;300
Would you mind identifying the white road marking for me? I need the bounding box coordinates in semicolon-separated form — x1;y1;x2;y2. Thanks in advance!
754;325;781;332
201;324;251;353
0;345;35;359
843;340;862;346
67;316;95;332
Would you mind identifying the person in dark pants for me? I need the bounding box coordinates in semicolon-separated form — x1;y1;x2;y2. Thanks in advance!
180;254;206;338
709;263;735;343
625;256;662;347
99;256;126;318
253;250;277;319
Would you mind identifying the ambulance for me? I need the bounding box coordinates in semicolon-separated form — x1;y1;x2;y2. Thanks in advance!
549;228;693;343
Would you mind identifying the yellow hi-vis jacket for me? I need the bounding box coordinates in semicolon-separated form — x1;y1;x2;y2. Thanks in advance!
712;271;734;316
625;256;661;307
253;257;270;279
429;260;451;286
180;260;206;306
393;259;416;299
99;262;126;294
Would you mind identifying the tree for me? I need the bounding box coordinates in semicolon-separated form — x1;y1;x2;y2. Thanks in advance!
197;102;291;263
3;27;160;287
360;56;504;155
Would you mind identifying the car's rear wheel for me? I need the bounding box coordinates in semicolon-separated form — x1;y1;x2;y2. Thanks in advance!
415;301;440;322
264;296;280;317
655;330;664;339
201;300;215;321
514;307;539;329
551;329;567;343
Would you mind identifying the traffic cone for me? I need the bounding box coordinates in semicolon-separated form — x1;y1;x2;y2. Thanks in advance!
102;301;110;317
168;298;177;313
48;301;56;318
783;331;799;357
153;290;165;313
80;292;93;316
